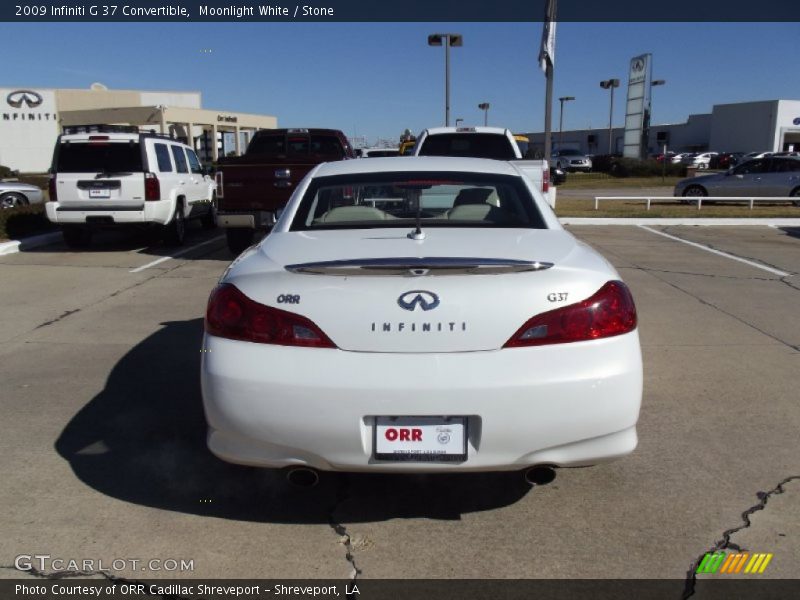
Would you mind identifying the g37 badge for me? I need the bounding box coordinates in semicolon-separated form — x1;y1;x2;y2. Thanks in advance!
547;292;569;302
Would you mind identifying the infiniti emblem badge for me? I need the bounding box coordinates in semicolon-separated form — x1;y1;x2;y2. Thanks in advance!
398;290;440;312
7;90;43;109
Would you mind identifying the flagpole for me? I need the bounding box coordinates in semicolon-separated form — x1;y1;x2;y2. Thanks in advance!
542;0;557;166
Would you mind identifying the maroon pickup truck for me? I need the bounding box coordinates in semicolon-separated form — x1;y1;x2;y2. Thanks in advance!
216;128;354;253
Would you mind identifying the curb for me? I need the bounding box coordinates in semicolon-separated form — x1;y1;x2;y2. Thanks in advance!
0;231;62;256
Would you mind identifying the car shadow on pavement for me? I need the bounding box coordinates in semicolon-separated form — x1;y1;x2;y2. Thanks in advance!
55;318;535;524
778;227;800;240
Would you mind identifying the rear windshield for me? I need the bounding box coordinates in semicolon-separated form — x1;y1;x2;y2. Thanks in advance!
290;171;545;231
247;133;345;158
418;134;517;160
56;141;143;173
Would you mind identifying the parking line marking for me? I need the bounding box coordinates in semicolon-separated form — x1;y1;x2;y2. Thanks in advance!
129;235;225;273
637;225;790;277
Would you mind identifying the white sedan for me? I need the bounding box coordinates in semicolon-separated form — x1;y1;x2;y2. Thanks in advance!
0;181;44;208
201;157;642;478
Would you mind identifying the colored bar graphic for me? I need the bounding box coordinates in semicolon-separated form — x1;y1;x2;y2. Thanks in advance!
697;551;773;575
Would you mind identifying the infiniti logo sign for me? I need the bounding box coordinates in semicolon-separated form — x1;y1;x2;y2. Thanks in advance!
7;90;43;109
398;290;439;311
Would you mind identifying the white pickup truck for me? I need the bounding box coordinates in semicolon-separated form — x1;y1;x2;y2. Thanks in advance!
412;126;556;207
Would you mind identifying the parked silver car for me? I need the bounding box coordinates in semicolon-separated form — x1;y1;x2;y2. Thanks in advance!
552;149;592;173
674;156;800;205
0;180;45;208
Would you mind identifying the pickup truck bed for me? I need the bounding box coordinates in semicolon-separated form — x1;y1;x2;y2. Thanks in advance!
216;128;353;253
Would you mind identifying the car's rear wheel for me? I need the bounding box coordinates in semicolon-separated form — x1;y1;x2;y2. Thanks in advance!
201;194;218;230
791;187;800;207
62;226;92;249
163;203;186;246
226;228;254;255
0;192;28;209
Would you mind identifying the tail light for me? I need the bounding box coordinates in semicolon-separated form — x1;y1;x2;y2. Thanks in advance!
542;167;550;194
215;170;224;198
205;284;336;348
48;176;57;202
504;281;637;348
144;172;160;201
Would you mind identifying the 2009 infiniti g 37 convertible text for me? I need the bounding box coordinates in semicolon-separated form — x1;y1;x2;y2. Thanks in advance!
201;156;642;473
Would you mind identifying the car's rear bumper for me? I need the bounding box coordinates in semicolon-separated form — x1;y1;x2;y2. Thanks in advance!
201;332;643;472
45;200;173;225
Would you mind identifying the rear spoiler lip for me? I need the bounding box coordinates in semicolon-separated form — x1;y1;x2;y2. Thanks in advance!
284;257;554;276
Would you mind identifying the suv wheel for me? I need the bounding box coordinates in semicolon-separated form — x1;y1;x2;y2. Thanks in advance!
163;204;186;246
62;226;92;249
791;187;800;207
201;194;218;230
226;228;254;255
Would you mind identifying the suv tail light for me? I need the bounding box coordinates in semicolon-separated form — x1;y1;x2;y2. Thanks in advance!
48;175;57;202
214;170;224;198
504;281;637;348
206;284;336;348
144;172;160;201
542;167;550;194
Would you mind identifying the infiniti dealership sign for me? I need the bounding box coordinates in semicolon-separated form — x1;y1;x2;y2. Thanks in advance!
0;88;60;173
2;89;58;122
7;90;44;109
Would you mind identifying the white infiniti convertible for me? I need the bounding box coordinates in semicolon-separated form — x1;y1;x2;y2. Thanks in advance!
201;157;642;476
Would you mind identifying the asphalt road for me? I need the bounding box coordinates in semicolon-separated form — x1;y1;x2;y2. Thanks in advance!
0;222;798;593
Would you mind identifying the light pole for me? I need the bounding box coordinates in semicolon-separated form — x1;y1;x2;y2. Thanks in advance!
478;102;490;126
428;33;463;127
599;79;620;155
558;96;574;150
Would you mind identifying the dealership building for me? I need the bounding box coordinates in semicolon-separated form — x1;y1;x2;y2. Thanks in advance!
0;84;277;172
526;99;800;157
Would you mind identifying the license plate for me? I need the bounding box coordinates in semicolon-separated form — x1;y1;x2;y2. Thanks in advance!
374;416;467;461
89;189;110;198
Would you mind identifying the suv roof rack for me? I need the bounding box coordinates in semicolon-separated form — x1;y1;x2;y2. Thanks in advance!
62;124;140;135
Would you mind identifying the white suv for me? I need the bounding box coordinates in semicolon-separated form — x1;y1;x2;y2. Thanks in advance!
46;125;216;248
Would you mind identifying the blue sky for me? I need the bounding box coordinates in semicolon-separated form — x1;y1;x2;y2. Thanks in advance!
4;21;800;144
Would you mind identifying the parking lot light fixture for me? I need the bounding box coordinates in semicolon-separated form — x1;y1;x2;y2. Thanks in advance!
599;79;620;155
557;96;574;150
428;33;463;127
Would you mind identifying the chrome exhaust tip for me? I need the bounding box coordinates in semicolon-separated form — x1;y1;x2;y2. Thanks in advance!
523;466;557;486
286;467;320;488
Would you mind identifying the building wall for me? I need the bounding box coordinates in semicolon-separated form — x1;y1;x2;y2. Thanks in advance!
774;100;800;152
0;88;60;173
0;85;264;172
525;113;713;157
709;101;777;153
650;114;712;154
140;92;201;109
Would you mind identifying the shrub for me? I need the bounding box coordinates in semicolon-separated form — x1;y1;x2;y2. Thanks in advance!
0;204;56;240
592;155;685;178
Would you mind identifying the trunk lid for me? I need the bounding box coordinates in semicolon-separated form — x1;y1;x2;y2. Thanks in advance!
228;228;616;353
